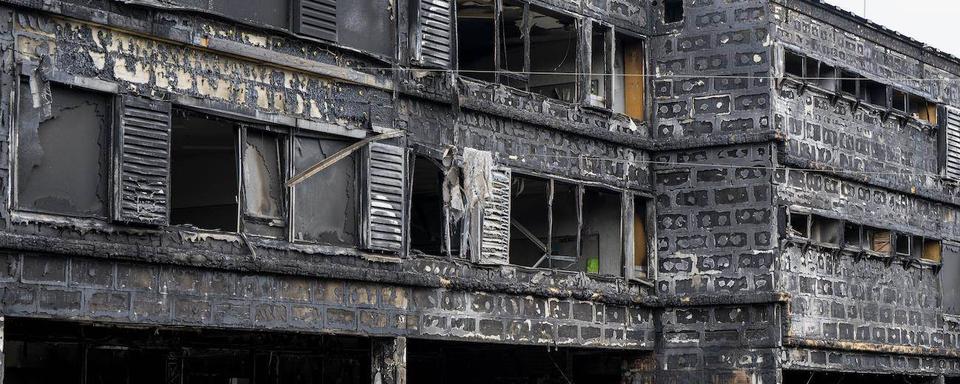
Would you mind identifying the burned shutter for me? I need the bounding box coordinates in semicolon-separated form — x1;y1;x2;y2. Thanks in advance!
364;142;406;252
945;107;960;179
113;96;172;225
294;0;337;43
413;0;453;68
477;167;511;265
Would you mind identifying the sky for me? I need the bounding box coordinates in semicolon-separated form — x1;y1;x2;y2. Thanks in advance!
822;0;960;57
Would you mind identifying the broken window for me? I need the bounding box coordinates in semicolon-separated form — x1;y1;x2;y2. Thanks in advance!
840;70;859;95
550;180;580;270
291;134;359;246
663;0;683;23
892;89;908;112
498;0;528;89
633;195;649;278
843;222;861;248
509;175;550;268
859;79;888;107
589;22;612;108
615;33;645;119
528;6;578;102
456;0;496;82
783;50;804;78
865;226;891;254
581;187;623;276
895;232;912;257
924;239;943;262
810;215;840;245
787;212;810;238
410;155;446;255
909;93;938;125
242;128;287;238
812;61;837;90
16;82;111;218
294;0;396;58
170;109;240;231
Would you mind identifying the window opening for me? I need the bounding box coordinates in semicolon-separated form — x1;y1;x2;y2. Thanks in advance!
170;110;239;231
456;0;496;82
528;6;578;102
291;134;359;246
509;175;550;267
663;0;683;23
410;155;446;255
581;187;622;275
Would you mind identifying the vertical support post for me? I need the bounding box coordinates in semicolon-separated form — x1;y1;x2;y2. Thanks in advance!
372;337;407;384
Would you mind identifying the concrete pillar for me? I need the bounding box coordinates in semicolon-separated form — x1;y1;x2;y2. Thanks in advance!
371;337;406;384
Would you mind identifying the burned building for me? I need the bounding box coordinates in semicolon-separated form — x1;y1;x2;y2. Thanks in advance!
0;0;958;382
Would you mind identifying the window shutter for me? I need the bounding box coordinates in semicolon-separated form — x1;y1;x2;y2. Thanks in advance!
113;95;171;226
294;0;337;43
946;107;960;179
413;0;453;68
476;167;511;265
364;142;406;252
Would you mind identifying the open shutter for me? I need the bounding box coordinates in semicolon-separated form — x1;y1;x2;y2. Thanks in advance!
476;167;511;265
413;0;453;68
945;107;960;179
294;0;337;43
365;142;406;252
113;95;171;226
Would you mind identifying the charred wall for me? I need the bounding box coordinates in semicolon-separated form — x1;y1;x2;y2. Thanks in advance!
771;0;960;377
651;0;773;146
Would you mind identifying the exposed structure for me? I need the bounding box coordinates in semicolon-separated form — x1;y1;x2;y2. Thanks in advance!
0;0;958;382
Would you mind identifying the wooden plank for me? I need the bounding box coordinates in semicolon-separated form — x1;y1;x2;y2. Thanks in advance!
623;40;645;120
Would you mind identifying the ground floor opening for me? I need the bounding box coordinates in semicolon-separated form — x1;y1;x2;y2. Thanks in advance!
782;370;941;384
407;338;647;384
4;318;650;384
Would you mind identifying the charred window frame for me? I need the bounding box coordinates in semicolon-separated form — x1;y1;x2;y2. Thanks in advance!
455;0;580;103
240;125;290;238
786;210;840;246
780;49;940;126
587;21;614;109
13;77;113;219
290;131;362;247
505;172;653;279
169;109;242;232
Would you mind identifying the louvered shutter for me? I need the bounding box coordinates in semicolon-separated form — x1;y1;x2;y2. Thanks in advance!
365;142;406;252
294;0;337;43
476;167;511;265
946;107;960;179
413;0;453;68
113;96;171;226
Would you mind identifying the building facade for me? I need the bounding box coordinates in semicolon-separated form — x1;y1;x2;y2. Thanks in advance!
0;0;957;382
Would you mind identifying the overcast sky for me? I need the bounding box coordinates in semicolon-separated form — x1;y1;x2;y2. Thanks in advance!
823;0;960;57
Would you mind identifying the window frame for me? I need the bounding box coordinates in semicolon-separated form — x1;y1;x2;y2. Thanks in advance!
11;75;115;220
504;169;655;280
